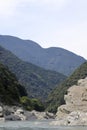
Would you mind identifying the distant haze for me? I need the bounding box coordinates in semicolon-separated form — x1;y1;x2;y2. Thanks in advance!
0;0;87;59
0;35;85;76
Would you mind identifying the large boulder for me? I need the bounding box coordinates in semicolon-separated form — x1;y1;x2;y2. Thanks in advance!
51;77;87;126
66;111;87;126
3;106;26;121
0;106;5;121
14;108;26;121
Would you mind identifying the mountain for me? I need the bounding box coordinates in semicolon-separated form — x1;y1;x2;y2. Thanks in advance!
0;63;27;105
0;46;66;100
46;62;87;113
0;35;86;75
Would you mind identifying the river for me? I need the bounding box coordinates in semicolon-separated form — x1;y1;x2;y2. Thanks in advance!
0;120;87;130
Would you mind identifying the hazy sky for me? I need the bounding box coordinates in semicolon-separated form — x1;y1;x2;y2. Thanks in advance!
0;0;87;59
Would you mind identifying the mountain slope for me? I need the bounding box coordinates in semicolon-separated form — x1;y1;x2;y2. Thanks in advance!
0;35;86;75
0;63;27;105
46;62;87;113
0;46;66;100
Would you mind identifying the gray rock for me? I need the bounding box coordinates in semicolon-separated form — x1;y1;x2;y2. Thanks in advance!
30;110;51;120
5;114;21;121
52;77;87;126
0;106;5;121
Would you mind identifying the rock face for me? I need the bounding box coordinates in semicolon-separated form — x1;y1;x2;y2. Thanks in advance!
51;77;87;126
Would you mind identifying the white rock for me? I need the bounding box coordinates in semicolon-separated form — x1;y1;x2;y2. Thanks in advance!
52;77;87;126
0;106;5;121
15;108;24;114
15;108;26;121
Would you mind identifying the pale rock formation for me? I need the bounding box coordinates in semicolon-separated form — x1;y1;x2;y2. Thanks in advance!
30;110;55;120
0;106;5;121
51;77;87;126
14;108;26;121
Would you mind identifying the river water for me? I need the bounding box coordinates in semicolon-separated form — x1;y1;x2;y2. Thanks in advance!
0;120;87;130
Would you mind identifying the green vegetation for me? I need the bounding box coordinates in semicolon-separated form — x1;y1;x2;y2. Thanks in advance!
0;46;66;100
46;62;87;113
0;63;27;105
20;96;45;111
0;62;45;111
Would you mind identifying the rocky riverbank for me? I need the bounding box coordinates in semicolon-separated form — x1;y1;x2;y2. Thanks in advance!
0;105;55;121
51;77;87;126
1;77;87;126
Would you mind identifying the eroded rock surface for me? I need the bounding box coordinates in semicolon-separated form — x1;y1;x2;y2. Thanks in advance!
51;77;87;126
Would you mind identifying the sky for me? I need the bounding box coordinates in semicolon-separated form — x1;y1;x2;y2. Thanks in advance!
0;0;87;59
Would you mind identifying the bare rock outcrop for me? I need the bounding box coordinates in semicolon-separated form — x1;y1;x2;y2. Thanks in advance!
51;77;87;126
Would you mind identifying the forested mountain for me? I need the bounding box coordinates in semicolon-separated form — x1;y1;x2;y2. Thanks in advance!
0;63;27;105
46;62;87;113
0;46;66;100
0;35;85;75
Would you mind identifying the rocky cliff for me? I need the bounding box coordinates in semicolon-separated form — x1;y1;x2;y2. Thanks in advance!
51;77;87;126
47;62;87;113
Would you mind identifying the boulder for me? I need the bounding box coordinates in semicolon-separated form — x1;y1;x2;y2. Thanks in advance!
4;106;26;121
45;111;55;119
66;111;87;126
0;106;4;117
5;114;21;121
14;108;26;120
52;77;87;126
0;106;5;121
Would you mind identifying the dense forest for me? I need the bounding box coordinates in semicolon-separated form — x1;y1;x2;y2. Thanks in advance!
0;46;66;100
0;63;27;105
0;62;45;111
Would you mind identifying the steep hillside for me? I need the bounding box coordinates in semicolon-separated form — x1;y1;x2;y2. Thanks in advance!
0;63;27;105
0;46;66;100
46;62;87;113
0;35;86;75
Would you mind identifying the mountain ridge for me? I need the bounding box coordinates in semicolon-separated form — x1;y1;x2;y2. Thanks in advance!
0;35;86;75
